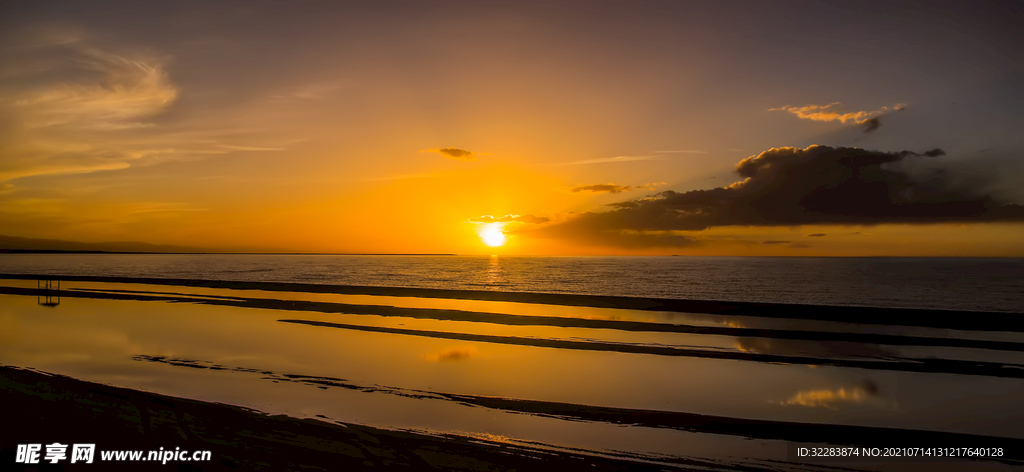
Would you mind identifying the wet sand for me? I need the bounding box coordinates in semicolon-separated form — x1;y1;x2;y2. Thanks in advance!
4;364;1021;471
130;355;1024;453
0;366;689;471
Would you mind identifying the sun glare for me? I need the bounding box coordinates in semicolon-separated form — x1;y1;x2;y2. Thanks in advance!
480;225;507;247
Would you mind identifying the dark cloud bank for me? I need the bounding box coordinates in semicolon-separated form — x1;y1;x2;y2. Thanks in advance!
523;145;1024;248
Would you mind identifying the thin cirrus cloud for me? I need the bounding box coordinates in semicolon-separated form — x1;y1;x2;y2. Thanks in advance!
770;102;906;133
8;48;178;131
0;36;284;183
560;149;705;166
0;36;178;182
421;147;478;161
518;145;1024;248
268;83;341;101
469;214;550;224
216;145;285;152
572;182;666;194
572;184;633;194
557;155;657;166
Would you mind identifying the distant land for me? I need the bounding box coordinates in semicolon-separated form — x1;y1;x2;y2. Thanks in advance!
0;234;213;253
0;235;453;255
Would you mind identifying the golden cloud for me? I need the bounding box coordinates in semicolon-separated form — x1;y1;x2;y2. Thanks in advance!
769;102;905;125
469;214;550;224
572;184;633;194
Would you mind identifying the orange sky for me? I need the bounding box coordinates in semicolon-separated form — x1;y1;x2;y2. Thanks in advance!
1;2;1022;255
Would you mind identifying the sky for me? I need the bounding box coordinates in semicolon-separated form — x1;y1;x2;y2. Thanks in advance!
1;0;1022;255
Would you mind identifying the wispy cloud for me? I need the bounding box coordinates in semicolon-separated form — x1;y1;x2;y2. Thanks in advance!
571;182;667;194
268;83;341;101
469;214;549;224
0;36;291;183
572;184;633;194
421;147;478;161
8;47;178;131
365;172;440;181
558;155;657;165
769;102;906;126
560;149;704;166
217;145;284;152
124;203;210;215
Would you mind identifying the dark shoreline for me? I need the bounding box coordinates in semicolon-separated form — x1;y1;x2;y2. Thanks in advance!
4;364;1022;471
0;366;694;471
3;249;1021;258
1;273;1022;331
4;365;1021;471
132;354;1024;457
0;250;457;255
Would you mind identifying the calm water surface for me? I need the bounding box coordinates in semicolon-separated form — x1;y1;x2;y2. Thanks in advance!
1;254;1022;311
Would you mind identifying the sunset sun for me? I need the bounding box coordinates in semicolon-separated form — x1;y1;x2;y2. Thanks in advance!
479;225;507;247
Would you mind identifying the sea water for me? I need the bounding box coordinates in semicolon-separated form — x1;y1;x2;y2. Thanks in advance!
0;254;1021;311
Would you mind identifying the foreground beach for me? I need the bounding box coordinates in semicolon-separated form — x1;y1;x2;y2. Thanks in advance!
2;273;1023;470
1;365;679;471
4;365;1021;471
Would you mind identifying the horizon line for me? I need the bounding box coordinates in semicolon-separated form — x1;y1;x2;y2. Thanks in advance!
1;250;1022;259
